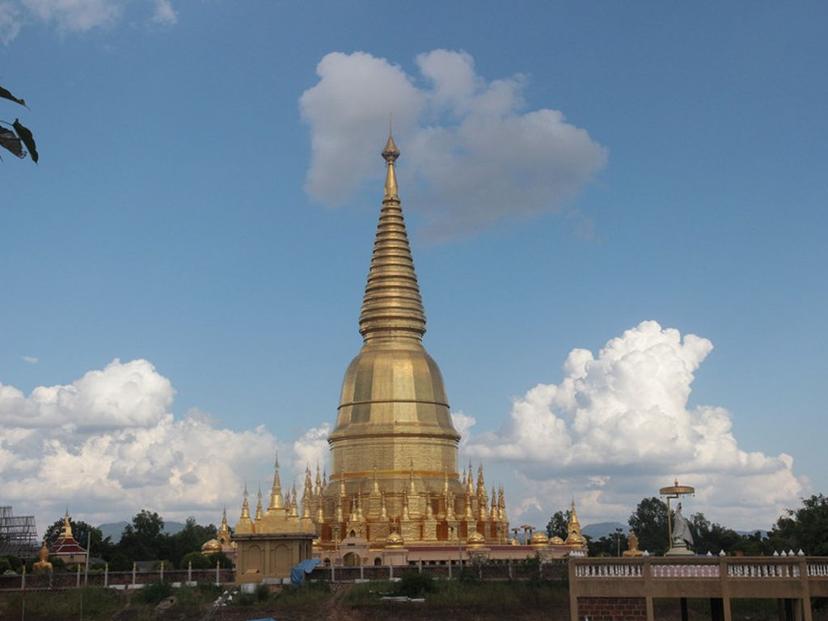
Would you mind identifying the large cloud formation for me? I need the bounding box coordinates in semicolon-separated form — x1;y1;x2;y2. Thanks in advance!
300;50;607;238
0;0;175;42
0;359;275;530
465;321;804;530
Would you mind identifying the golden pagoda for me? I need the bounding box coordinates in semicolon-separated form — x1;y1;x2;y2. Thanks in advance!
307;134;510;556
565;500;586;546
231;134;585;576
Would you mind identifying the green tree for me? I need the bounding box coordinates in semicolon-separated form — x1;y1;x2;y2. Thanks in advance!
628;497;669;555
545;510;571;539
690;512;743;555
768;494;828;556
181;551;214;569
119;510;165;561
161;517;217;567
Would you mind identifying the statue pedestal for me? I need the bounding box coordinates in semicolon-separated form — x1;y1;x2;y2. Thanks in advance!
665;541;694;556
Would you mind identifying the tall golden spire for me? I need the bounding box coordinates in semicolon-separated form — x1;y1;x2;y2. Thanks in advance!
358;132;427;342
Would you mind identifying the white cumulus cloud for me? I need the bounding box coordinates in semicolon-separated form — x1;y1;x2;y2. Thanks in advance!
0;359;284;531
300;50;607;239
0;1;22;43
0;358;174;430
150;0;174;25
292;423;331;475
466;321;804;530
0;0;175;40
21;0;121;31
451;410;476;449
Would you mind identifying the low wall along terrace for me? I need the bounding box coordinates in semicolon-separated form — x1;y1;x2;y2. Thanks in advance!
0;568;235;591
569;557;828;621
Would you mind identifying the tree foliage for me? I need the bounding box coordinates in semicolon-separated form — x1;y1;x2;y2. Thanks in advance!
0;84;38;163
119;510;166;562
628;497;670;556
162;518;217;568
768;494;828;556
545;510;571;540
587;531;628;557
36;509;222;570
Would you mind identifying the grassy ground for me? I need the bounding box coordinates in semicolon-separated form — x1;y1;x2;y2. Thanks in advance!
0;584;223;621
0;587;124;620
0;583;824;621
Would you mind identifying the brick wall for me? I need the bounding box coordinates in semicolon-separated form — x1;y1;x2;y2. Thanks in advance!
577;596;647;621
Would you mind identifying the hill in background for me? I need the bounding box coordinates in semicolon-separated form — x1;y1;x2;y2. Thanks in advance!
582;522;627;539
97;520;186;543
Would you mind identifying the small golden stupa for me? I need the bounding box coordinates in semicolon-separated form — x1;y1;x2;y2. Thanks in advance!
201;507;235;557
564;501;586;545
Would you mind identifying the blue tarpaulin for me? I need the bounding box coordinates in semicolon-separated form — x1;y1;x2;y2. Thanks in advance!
290;558;321;586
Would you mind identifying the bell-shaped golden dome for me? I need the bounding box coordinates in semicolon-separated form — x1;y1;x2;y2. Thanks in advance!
530;531;549;546
201;538;221;555
550;536;565;545
467;530;486;547
385;531;405;548
335;342;456;438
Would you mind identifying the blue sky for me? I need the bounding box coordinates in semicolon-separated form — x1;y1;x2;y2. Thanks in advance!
1;1;826;532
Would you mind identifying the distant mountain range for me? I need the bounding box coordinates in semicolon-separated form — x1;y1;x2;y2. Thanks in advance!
582;522;628;539
97;520;186;542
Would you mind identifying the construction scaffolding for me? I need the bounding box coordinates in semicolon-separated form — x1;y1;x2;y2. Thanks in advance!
0;506;38;557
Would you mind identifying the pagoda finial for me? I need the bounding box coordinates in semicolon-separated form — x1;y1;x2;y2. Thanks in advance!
268;450;284;510
382;127;400;199
240;483;251;521
255;485;264;521
359;134;426;342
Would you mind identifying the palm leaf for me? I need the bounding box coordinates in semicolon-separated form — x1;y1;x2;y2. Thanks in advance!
12;119;37;163
0;85;26;107
0;126;24;158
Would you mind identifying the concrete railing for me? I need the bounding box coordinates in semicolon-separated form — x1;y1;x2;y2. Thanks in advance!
310;559;568;583
572;557;828;582
0;568;235;592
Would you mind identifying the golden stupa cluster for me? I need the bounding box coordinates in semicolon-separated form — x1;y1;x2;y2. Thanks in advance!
229;135;586;578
